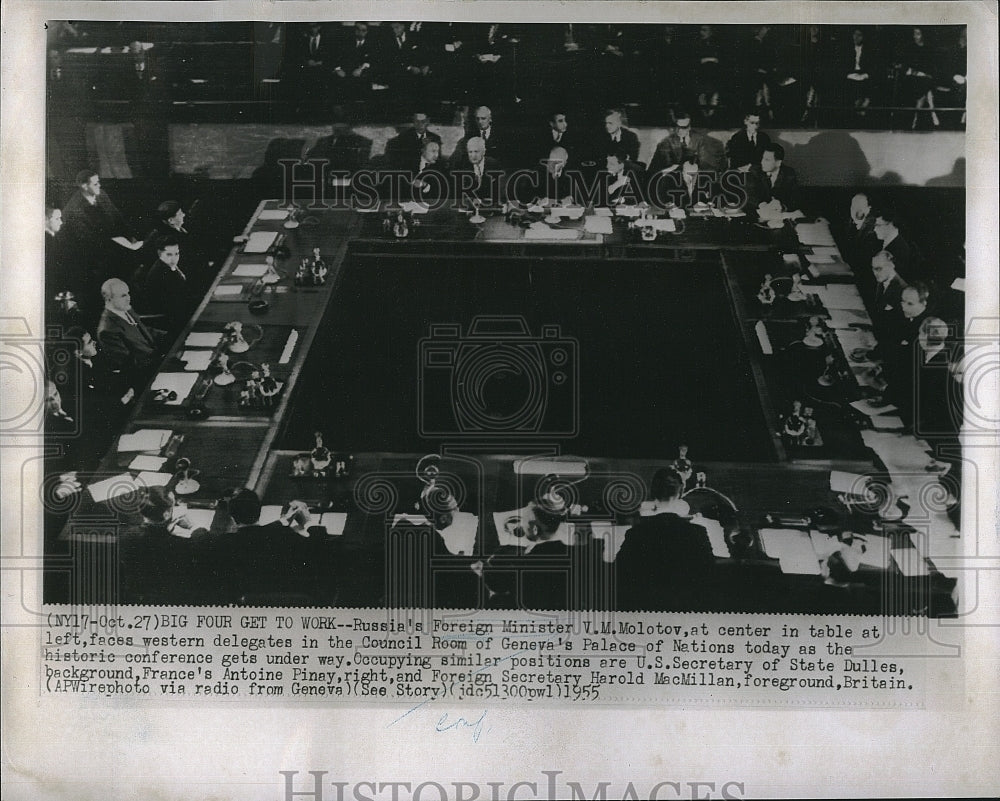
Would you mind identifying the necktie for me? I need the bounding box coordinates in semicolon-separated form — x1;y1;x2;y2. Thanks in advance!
750;135;756;147
173;266;187;281
125;312;137;326
311;36;318;54
397;36;404;48
612;132;620;143
554;132;561;142
483;128;490;140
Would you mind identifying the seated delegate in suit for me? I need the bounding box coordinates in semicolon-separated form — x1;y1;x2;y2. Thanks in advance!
614;468;716;611
647;111;712;177
478;493;589;610
525;146;576;205
593;149;646;207
305;117;373;182
332;21;379;100
649;156;718;210
214;489;334;603
842;28;878;115
95;278;166;383
594;109;640;164
380;21;431;97
452;136;504;207
746;143;802;220
452;106;509;169
384;110;442;170
531;111;580;169
725;110;772;171
403;139;451;204
290;23;336;102
131;236;199;338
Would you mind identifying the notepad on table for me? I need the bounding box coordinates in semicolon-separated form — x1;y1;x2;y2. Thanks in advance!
135;471;172;488
128;454;167;471
150;373;199;404
870;415;905;431
87;474;139;503
244;231;278;253
118;428;172;452
795;222;836;246
184;332;223;348
180;350;213;372
232;263;269;278
257;209;290;221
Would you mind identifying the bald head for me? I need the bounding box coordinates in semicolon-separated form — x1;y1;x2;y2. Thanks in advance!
547;146;569;171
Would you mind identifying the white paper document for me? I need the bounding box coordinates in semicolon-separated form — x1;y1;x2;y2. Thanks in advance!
184;332;223;347
257;209;290;221
318;512;349;537
244;231;278;253
117;429;172;452
128;455;167;471
232;263;270;278
213;284;244;297
150;373;200;404
180;351;213;372
758;528;822;575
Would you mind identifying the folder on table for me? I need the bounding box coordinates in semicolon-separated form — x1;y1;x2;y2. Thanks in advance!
244;231;278;253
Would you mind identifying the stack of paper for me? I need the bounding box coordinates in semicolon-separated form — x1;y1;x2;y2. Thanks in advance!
118;429;172;452
758;528;822;575
584;216;613;235
128;454;167;471
795;222;836;246
812;284;866;310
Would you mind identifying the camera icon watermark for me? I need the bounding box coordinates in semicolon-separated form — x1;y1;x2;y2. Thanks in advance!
0;318;52;436
418;316;579;438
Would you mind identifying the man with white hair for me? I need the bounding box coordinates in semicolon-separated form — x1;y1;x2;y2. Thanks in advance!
454;135;503;205
95;278;166;376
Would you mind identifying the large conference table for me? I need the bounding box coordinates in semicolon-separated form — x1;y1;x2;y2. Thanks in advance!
54;200;958;614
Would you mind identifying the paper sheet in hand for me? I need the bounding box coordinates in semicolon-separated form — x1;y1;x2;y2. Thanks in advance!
438;512;478;555
493;509;533;549
589;521;631;563
87;474;140;503
244;231;278;253
258;505;284;526
150;373;199;404
830;469;868;494
891;548;930;577
181;351;213;372
232;263;269;278
118;428;172;452
584;216;613;234
795;222;836;246
128;454;167;471
317;512;348;537
692;514;732;558
257;209;290;221
758;528;822;575
184;332;223;347
174;507;217;532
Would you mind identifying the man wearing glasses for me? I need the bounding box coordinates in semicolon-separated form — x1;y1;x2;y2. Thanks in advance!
647;110;712;177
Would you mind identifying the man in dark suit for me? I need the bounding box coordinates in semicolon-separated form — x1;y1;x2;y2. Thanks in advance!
872;208;918;282
595;109;640;164
332;21;378;100
215;489;333;603
883;282;931;426
95;278;166;382
452;136;504;206
306;117;373;180
384;110;442;170
453;106;509;168
63;325;135;427
648;111;713;177
867;249;908;352
614;468;716;611
726;110;772;171
404;139;451;204
746;143;801;217
530;146;576;205
650;156;718;210
531;111;581;168
131;236;198;338
45;205;79;318
593;150;645;207
843;28;878;114
381;21;431;97
62;170;144;281
290;23;336;103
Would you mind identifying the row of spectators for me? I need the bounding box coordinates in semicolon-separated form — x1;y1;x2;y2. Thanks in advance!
47;22;967;126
